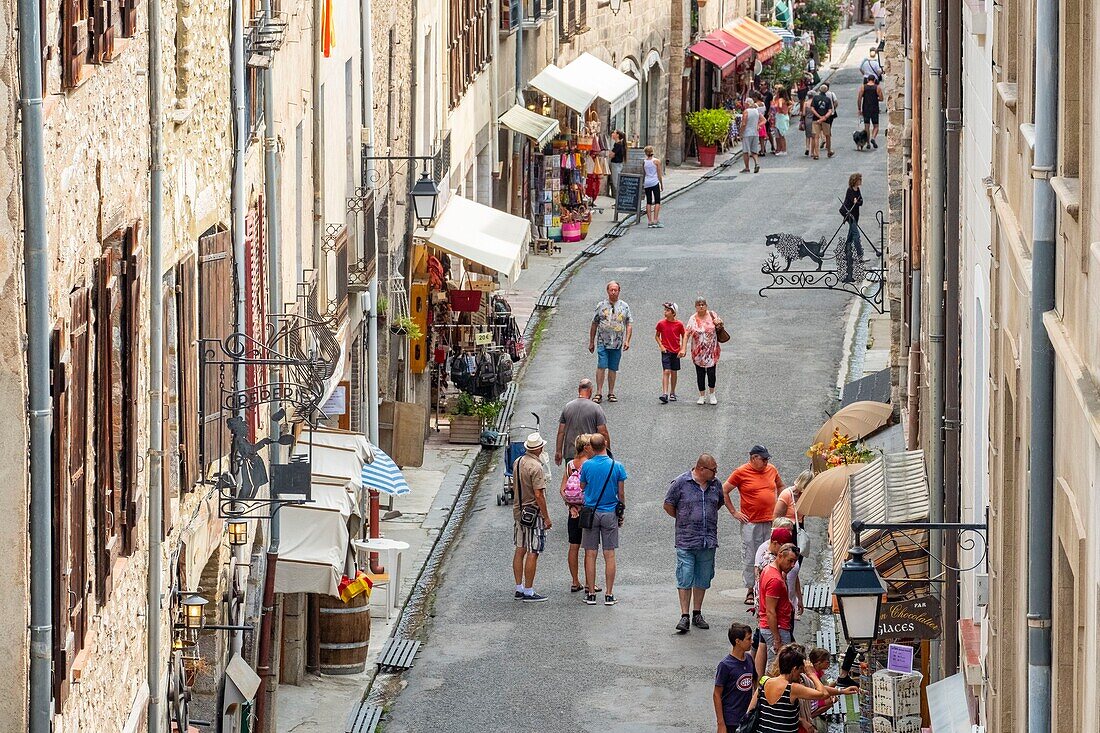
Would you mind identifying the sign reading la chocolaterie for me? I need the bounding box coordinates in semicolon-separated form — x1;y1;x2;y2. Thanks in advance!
877;596;942;640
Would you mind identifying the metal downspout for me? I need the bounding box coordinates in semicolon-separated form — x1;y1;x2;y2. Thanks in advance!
1027;0;1058;728
905;0;922;452
146;0;166;729
925;0;947;678
512;2;524;216
942;0;963;676
231;0;247;393
17;0;52;723
360;0;378;445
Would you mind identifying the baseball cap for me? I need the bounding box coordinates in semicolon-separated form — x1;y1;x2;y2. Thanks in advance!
771;527;794;544
663;301;678;313
749;444;771;459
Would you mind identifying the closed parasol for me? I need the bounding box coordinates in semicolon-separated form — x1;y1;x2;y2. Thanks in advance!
813;401;894;448
797;463;873;518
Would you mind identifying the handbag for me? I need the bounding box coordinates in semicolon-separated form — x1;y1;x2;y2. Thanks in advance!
711;311;731;344
515;457;540;528
579;461;616;530
735;676;768;733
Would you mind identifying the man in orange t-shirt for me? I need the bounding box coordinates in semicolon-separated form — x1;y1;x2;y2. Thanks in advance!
722;445;785;605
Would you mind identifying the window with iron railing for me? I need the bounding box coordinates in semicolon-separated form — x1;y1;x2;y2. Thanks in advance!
523;0;541;24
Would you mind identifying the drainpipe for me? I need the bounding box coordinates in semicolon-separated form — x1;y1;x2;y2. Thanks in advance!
311;0;323;287
231;0;247;393
1027;0;1058;729
146;0;166;728
941;0;963;676
17;0;52;723
924;0;946;679
512;2;524;216
905;0;922;452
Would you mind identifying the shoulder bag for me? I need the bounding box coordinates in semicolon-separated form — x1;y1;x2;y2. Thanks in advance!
515;457;540;528
710;311;731;344
735;675;769;733
579;461;616;530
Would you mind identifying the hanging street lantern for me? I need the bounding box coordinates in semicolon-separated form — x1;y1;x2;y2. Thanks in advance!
227;519;249;546
410;172;441;228
833;543;887;644
609;0;623;14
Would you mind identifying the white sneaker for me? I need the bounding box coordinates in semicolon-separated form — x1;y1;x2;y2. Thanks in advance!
696;396;706;405
708;394;718;405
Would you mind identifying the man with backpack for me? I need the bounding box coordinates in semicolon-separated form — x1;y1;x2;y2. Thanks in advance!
578;433;627;606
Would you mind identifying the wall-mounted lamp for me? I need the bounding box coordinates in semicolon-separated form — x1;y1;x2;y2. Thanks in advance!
181;595;209;630
227;519;249;546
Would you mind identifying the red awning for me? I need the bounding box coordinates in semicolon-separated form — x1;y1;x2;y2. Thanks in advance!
705;30;753;64
688;40;738;74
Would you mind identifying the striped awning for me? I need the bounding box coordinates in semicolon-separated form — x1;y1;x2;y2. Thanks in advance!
725;17;783;62
689;29;752;76
361;445;411;497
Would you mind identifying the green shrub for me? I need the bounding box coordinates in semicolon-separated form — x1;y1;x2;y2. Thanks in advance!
762;46;809;90
685;108;733;147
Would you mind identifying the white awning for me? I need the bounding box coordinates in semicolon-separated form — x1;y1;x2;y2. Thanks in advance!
275;477;363;597
530;64;598;114
424;195;529;283
560;53;640;117
498;104;560;148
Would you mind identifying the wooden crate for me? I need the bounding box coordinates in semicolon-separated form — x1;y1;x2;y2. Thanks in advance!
448;415;482;444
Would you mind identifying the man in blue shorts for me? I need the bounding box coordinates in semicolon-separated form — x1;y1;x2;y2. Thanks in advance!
663;454;724;633
588;281;633;404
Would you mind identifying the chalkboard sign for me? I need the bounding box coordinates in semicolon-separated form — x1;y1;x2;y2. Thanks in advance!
623;146;648;174
615;173;643;217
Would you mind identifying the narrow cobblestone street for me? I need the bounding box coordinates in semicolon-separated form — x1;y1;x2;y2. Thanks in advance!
383;36;887;733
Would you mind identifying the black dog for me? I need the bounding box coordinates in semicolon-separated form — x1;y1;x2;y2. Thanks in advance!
853;129;869;150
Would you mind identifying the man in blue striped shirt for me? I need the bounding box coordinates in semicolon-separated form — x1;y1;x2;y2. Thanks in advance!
663;454;724;633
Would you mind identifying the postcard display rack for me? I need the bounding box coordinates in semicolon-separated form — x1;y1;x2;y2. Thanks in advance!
530;146;587;243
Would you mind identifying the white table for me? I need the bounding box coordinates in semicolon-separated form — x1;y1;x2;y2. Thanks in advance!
352;538;411;620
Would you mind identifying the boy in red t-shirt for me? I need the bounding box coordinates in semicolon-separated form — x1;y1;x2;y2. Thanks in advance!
653;302;686;404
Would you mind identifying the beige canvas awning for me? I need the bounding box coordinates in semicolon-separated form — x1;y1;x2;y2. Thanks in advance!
530;63;599;114
498;104;560;148
559;53;640;117
425;195;529;283
275;476;362;597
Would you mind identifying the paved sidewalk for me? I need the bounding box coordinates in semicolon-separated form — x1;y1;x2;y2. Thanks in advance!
274;145;736;733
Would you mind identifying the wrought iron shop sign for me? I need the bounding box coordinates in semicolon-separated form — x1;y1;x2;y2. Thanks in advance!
759;210;888;314
224;382;313;412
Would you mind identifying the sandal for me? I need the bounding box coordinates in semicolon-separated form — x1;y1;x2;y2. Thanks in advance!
754;165;760;173
744;590;755;606
593;394;602;404
572;585;603;593
607;393;618;402
739;168;750;173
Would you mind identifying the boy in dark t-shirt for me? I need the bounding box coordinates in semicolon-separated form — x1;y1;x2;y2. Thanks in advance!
714;622;757;732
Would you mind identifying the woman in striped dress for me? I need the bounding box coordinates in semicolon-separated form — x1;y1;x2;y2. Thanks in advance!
748;646;858;733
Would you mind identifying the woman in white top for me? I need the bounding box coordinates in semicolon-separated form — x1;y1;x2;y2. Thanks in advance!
642;145;664;228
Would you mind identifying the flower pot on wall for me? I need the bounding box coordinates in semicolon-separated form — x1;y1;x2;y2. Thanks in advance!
697;144;718;167
448;414;483;444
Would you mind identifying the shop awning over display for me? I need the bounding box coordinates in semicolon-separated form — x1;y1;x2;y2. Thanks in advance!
560;53;640;117
498;104;560;148
427;195;529;283
726;17;783;62
690;29;752;76
530;64;599;114
276;429;374;596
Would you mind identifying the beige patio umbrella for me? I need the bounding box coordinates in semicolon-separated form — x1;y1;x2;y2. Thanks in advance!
813;401;894;448
796;464;870;518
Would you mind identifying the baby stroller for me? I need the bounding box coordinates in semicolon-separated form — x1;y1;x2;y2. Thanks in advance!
498;413;541;506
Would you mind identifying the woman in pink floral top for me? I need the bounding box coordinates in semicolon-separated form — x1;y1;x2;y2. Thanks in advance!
684;297;724;405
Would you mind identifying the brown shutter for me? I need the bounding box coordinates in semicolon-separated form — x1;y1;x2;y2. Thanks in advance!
50;325;72;709
120;0;137;37
68;288;90;653
61;0;87;89
122;234;141;555
90;0;117;64
176;255;199;491
244;201;265;440
94;251;121;603
198;229;234;477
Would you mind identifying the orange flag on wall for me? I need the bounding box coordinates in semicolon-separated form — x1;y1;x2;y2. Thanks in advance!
322;0;335;57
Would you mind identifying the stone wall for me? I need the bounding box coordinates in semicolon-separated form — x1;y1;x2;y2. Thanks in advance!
0;0;29;726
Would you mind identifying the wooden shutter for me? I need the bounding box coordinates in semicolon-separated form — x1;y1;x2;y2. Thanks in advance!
90;0;118;64
67;289;90;658
120;0;137;37
94;250;122;603
121;234;141;555
50;326;72;709
198;229;234;476
61;0;88;89
176;256;199;491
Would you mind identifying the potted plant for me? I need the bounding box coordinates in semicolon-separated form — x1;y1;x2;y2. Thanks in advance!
448;392;486;444
685;108;733;167
389;315;423;340
375;295;389;327
806;430;877;469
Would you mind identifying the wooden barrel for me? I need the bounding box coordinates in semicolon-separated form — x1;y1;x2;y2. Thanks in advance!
317;592;372;675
